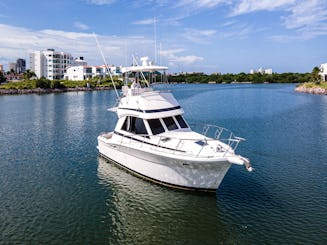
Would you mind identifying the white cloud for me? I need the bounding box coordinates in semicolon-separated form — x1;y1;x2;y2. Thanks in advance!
0;24;201;72
160;48;204;65
232;0;295;16
162;0;231;24
271;0;327;41
182;28;216;44
86;0;116;5
175;0;230;9
283;0;327;29
0;24;130;67
133;18;155;25
74;21;90;30
217;21;266;40
228;0;327;40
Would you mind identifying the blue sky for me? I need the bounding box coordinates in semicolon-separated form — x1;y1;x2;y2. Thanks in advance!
0;0;327;73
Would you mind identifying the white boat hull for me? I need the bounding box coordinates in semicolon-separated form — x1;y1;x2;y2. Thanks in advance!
98;138;232;191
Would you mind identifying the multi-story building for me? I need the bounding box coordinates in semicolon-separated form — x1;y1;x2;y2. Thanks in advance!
30;49;74;80
0;64;3;72
16;58;26;74
319;63;327;81
250;67;273;75
64;65;121;81
8;62;17;73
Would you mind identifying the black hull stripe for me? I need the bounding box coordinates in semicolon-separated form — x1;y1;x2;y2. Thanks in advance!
99;153;217;193
114;131;186;153
118;105;181;113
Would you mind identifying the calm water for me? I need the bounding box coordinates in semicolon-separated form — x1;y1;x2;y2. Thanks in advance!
0;84;326;244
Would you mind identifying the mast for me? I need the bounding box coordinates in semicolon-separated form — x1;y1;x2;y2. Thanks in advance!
93;33;120;100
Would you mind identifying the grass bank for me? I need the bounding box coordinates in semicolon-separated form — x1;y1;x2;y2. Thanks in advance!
295;82;327;95
299;82;327;89
0;78;123;95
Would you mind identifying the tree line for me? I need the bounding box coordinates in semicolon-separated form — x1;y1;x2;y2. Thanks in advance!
167;72;311;84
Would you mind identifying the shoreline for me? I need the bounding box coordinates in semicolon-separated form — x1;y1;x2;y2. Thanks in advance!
295;85;327;95
3;83;326;96
0;86;112;95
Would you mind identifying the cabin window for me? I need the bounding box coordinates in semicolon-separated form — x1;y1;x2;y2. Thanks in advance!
163;117;178;131
121;116;147;135
175;115;188;128
148;119;165;135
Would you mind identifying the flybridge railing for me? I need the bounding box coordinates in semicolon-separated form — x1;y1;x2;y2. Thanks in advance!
121;85;153;96
114;123;245;158
189;123;245;152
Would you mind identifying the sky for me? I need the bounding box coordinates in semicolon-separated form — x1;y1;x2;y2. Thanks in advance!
0;0;327;74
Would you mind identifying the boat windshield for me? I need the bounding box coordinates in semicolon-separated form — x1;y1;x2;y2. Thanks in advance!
163;117;178;131
175;115;188;128
148;119;165;135
121;116;148;135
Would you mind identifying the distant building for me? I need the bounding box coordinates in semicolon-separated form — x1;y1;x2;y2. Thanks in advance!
64;65;121;81
250;67;273;75
30;49;75;80
74;57;87;66
319;63;327;81
16;58;26;74
5;73;23;81
0;64;3;72
8;62;17;73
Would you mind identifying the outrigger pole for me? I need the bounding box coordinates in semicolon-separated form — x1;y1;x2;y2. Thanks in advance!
93;33;120;100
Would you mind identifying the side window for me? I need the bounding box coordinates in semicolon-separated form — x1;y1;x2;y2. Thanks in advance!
148;119;165;135
121;116;130;131
163;117;178;130
121;116;147;135
175;115;188;128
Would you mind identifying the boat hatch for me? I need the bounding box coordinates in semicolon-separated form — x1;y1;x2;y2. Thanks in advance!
160;137;171;142
195;140;208;146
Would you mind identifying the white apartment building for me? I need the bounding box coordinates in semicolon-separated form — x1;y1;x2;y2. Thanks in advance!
319;63;327;81
64;65;121;81
30;49;74;80
250;67;273;75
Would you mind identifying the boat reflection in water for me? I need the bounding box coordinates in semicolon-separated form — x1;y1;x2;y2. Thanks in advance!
97;157;241;244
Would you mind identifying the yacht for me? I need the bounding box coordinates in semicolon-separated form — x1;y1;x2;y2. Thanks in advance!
97;57;252;191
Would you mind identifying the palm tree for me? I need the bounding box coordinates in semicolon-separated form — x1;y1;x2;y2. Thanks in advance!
23;69;37;80
0;71;6;83
311;66;321;84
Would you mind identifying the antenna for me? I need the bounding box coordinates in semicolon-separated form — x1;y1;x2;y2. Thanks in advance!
132;55;149;87
93;33;120;100
124;40;127;67
154;17;157;64
159;42;162;65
